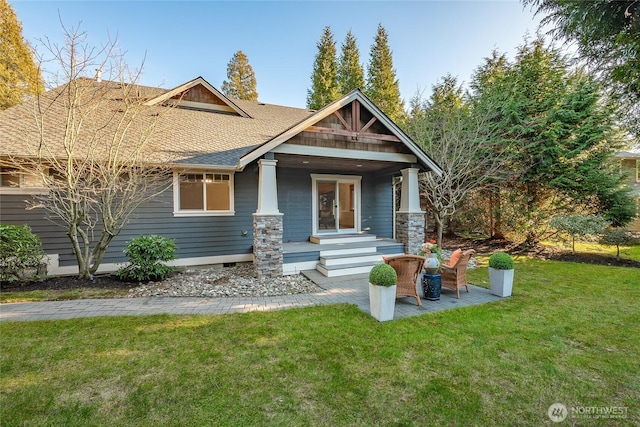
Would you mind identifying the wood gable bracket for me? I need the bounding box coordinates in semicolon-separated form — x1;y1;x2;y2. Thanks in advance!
305;99;400;142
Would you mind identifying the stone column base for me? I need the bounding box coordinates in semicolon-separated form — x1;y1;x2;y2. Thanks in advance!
253;214;283;279
396;212;425;255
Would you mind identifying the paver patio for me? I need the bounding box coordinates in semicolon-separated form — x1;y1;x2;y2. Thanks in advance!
0;270;501;322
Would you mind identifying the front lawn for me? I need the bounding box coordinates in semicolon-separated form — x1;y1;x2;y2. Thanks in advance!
1;259;638;426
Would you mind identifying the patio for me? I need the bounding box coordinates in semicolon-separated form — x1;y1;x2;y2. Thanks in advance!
0;270;501;322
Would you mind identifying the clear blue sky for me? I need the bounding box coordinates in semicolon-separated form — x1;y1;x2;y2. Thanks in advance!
11;0;544;108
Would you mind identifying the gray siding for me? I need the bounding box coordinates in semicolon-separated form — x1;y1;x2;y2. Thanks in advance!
0;165;396;268
361;172;394;238
278;168;313;242
0;171;258;267
277;168;394;241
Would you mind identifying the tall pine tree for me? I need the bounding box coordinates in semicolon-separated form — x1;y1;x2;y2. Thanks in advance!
366;23;404;122
307;26;340;110
221;50;258;101
0;0;43;110
337;30;364;95
471;38;635;242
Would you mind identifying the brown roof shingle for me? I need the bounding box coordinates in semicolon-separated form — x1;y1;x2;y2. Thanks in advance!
0;78;314;169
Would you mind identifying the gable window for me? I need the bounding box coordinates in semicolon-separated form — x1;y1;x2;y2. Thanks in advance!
173;172;234;216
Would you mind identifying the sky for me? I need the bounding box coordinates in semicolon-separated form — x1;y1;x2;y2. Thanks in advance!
11;0;545;109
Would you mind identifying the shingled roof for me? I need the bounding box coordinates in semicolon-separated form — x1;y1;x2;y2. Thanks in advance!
0;77;314;169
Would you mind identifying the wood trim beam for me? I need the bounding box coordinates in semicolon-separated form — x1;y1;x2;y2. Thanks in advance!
305;125;401;142
333;111;352;131
271;144;417;163
360;116;377;134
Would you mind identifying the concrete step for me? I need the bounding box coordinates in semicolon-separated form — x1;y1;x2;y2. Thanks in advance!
319;253;383;267
319;245;378;257
310;233;377;245
316;260;383;277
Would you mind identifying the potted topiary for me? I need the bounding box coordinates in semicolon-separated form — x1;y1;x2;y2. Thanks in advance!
368;263;398;322
488;252;515;297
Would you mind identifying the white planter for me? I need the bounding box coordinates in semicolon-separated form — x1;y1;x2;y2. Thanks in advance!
369;283;397;322
489;267;514;297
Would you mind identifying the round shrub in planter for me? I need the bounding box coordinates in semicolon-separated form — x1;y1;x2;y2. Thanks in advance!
116;235;177;282
489;252;514;270
368;263;397;322
488;252;514;297
368;263;397;287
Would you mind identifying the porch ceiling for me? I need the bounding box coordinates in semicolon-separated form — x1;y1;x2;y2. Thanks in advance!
274;153;407;172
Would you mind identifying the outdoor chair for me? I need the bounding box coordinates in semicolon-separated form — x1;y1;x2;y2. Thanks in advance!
441;249;476;299
383;254;425;306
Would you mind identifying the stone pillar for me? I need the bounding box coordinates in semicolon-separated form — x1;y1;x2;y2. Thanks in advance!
253;213;283;279
253;158;283;278
395;212;425;255
396;168;425;255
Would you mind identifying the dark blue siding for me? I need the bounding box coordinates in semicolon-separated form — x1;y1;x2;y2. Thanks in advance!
0;171;258;267
1;165;397;268
278;168;313;242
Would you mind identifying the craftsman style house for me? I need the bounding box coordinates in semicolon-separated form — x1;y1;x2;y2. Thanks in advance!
0;77;441;278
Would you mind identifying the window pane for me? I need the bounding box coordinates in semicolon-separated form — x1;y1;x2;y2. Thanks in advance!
179;174;204;209
206;181;230;210
0;168;20;188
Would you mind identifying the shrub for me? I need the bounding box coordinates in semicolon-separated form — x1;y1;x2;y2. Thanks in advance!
0;224;45;283
368;263;397;287
488;252;514;270
116;235;177;282
550;215;609;253
599;228;640;257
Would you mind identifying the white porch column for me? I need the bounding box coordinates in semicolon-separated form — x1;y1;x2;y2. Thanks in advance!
256;159;279;214
396;167;425;255
398;167;422;213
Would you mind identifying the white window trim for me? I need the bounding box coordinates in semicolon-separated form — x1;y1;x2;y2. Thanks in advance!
172;171;235;217
311;173;361;235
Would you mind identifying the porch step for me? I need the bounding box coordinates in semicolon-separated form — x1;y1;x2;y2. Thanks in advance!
320;253;383;267
310;233;377;245
316;260;384;277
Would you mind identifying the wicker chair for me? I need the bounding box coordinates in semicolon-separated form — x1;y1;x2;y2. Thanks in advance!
383;255;425;306
441;249;476;299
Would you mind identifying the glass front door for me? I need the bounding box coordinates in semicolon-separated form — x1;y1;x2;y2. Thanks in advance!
315;178;358;234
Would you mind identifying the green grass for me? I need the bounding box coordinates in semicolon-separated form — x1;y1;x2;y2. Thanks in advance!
543;240;640;260
0;287;130;303
1;259;638;426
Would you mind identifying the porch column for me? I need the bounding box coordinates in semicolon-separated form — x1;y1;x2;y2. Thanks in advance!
253;158;283;279
396;167;425;255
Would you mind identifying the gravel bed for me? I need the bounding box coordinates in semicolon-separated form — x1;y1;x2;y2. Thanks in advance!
126;252;477;298
128;263;323;298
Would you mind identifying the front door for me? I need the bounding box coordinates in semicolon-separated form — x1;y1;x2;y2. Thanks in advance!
312;174;361;234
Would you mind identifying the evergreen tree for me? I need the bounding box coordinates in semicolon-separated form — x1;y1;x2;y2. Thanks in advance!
0;0;43;110
366;23;404;122
471;38;635;243
524;0;640;136
221;50;258;101
337;30;364;95
307;26;340;109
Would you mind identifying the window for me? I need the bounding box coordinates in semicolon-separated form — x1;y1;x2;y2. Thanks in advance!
0;167;20;188
174;172;234;216
0;167;46;194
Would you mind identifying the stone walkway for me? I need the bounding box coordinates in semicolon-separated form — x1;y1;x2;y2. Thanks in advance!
0;271;502;322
